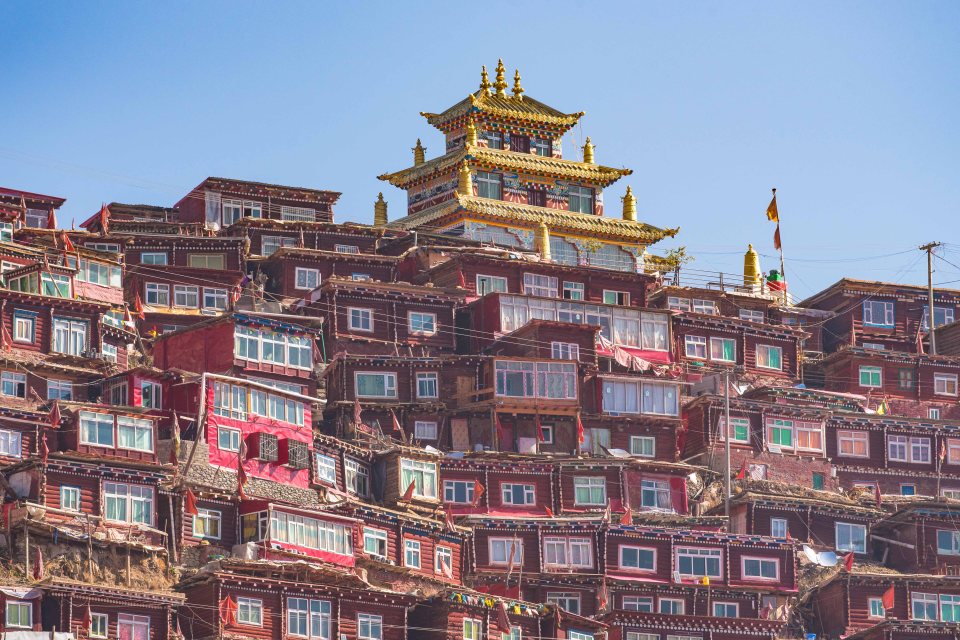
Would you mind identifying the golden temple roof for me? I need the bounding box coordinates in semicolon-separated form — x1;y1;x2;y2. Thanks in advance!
421;91;584;131
387;193;678;245
378;144;631;189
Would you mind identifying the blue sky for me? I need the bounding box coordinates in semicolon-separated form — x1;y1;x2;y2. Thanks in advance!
2;1;959;297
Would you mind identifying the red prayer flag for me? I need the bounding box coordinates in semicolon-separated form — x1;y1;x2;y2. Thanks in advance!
535;415;545;443
81;604;92;632
46;208;57;230
444;510;456;532
881;585;895;610
133;292;145;320
875;484;882;508
496;602;511;633
353;397;363;426
598;580;609;611
544;506;554;518
39;433;49;464
843;551;854;571
60;231;76;253
940;439;947;463
576;414;585;445
390;409;405;441
473;480;485;506
401;480;416;502
218;596;237;626
736;461;748;480
457;269;467;288
439;557;454;579
32;547;43;580
184;488;199;516
773;222;782;251
621;506;633;526
49;400;61;427
98;203;110;235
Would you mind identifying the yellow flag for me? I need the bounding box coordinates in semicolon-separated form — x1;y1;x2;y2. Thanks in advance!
766;191;779;222
877;398;888;415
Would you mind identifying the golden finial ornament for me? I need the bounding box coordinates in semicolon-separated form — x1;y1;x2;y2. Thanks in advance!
582;137;595;164
622;186;637;222
465;119;478;147
374;193;388;227
479;65;491;94
493;59;508;97
458;162;473;196
744;244;762;287
512;69;524;101
413;139;425;166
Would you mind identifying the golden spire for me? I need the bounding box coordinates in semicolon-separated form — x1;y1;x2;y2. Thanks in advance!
535;221;551;261
493;59;508;97
622;186;637;222
582;137;595;164
744;244;762;288
413;139;425;166
479;65;491;94
465;119;478;147
458;162;473;196
373;193;388;227
512;69;524;101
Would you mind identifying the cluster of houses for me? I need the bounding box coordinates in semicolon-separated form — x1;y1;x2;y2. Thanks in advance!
0;63;958;640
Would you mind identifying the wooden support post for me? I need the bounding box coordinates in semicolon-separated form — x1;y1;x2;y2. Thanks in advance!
22;522;29;579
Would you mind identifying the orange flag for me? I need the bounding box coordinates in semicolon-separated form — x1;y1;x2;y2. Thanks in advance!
766;189;778;221
401;480;416;502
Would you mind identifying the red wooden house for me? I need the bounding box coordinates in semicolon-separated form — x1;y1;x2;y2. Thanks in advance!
151;313;321;396
725;481;884;556
0;186;65;230
177;560;416;640
237;500;358;565
0;586;43;633
683;394;837;491
255;247;400;300
409;589;605;640
871;502;960;574
42;580;183;640
174;177;340;227
335;501;469;586
810;569;960;638
440;454;555;517
300;278;465;357
800;278;960;354
672;312;804;381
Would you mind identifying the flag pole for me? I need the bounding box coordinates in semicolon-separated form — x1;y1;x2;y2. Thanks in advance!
772;188;787;305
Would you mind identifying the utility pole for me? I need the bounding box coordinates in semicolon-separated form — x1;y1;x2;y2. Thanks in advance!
724;368;732;520
920;242;942;354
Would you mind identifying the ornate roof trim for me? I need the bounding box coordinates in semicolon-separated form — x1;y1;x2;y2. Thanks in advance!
421;91;584;130
378;145;631;189
388;194;678;245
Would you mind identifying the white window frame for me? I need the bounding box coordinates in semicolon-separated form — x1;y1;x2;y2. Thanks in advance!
488;538;523;566
619;545;656;572
476;274;507;295
675;547;722;579
60;485;80;511
756;344;783;371
193;508;222;540
741;556;780;581
629;435;656;458
770;518;787;539
236;597;263;626
408;311;437;336
501;483;535;506
684;335;707;359
144;282;169;306
551;341;580;361
415;372;439;399
935;373;959;396
404;539;421;568
357;614;382;640
414;421;438;440
709;337;736;362
347;307;374;332
739;309;765;323
294;268;320;291
354;372;397;399
838;430;869;458
573;476;607;506
363;527;388;560
836;522;867;554
173;285;199;308
859;365;882;388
